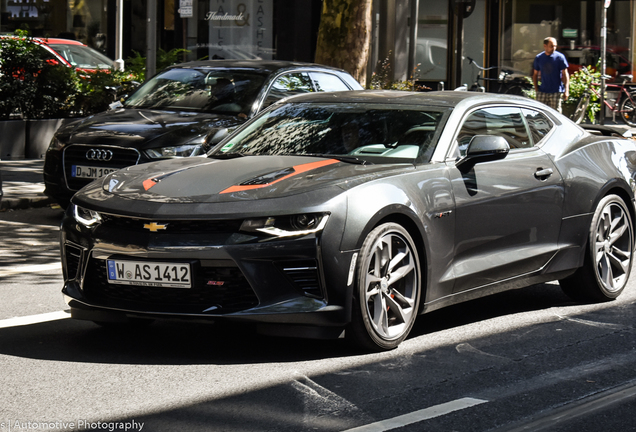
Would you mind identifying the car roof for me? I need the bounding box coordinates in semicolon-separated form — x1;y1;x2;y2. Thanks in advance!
169;60;352;75
0;35;87;46
39;38;86;46
276;89;546;109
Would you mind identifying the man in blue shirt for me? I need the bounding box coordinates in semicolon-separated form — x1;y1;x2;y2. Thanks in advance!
532;37;569;113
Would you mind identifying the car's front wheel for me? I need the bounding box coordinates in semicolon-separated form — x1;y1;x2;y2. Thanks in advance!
348;223;421;351
560;194;634;302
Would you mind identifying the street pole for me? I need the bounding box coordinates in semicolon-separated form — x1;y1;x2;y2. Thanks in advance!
407;0;420;82
114;0;124;71
146;0;157;80
600;0;611;125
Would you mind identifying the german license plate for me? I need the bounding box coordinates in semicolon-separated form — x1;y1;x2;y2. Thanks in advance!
72;165;118;179
107;259;192;288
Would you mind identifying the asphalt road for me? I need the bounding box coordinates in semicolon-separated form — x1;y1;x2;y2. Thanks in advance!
1;207;636;432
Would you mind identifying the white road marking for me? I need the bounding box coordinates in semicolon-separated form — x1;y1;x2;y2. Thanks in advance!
0;262;61;277
0;310;70;329
341;397;488;432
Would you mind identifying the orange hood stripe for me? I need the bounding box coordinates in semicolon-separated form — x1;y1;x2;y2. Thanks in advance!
220;159;339;194
143;178;157;191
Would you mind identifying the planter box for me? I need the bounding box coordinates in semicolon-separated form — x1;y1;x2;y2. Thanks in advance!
0;119;64;159
0;120;26;159
26;119;64;159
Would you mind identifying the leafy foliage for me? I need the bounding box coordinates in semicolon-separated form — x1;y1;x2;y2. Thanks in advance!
565;67;602;123
124;48;190;82
0;30;188;120
368;53;430;91
0;30;78;119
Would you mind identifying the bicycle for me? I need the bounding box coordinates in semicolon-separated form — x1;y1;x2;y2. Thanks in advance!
464;57;534;95
571;66;636;126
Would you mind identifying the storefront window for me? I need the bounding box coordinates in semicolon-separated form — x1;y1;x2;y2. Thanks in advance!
1;0;109;54
184;0;273;61
501;0;633;78
413;0;448;81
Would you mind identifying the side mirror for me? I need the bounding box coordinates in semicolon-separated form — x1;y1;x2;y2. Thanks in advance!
456;135;509;171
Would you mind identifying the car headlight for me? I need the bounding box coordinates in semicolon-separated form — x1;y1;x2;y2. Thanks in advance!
145;136;206;159
240;213;329;238
72;204;102;227
48;136;65;151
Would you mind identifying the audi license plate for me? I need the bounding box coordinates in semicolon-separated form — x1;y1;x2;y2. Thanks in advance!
72;165;118;179
107;259;192;288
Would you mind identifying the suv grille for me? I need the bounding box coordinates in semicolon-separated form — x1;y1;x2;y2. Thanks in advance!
63;145;141;191
83;258;259;314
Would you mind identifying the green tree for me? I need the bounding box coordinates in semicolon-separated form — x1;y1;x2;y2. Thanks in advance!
314;0;372;87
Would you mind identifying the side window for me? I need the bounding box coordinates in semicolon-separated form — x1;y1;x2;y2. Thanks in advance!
262;72;314;108
522;108;553;145
456;107;531;156
310;72;350;92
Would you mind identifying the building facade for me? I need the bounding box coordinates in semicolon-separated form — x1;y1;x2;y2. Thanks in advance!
1;0;634;90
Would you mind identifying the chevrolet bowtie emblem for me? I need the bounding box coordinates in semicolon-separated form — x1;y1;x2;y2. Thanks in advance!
143;222;168;232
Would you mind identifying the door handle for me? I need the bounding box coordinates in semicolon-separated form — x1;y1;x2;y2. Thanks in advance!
534;168;553;180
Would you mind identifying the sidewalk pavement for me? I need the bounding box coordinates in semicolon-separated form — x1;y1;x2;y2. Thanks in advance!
1;159;55;211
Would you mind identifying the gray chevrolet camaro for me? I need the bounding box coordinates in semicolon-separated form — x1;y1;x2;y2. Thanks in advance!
61;90;636;350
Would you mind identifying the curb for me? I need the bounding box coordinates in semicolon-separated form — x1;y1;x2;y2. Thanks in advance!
0;195;56;211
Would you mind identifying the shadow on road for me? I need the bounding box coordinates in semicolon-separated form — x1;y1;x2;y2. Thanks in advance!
0;282;576;367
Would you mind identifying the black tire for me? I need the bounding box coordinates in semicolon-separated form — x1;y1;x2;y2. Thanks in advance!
560;194;634;302
348;223;421;351
619;93;636;127
571;95;590;124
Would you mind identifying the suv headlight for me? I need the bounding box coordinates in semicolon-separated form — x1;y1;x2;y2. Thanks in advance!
48;136;65;151
145;136;206;159
240;213;329;238
72;204;102;227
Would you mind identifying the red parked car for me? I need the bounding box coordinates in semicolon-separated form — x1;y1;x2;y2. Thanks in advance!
1;36;114;72
31;38;115;72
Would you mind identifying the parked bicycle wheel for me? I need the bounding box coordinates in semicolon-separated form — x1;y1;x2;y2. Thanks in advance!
572;94;590;124
503;85;528;97
619;92;636;127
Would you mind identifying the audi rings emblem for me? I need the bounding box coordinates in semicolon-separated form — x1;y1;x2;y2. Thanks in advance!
86;149;114;161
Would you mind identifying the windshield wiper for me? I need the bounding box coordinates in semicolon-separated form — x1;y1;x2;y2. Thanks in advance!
208;152;246;159
300;153;371;165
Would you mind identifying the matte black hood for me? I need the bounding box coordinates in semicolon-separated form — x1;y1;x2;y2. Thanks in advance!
57;108;244;150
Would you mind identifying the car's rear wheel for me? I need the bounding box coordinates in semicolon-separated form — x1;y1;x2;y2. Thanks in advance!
560;194;634;302
348;223;421;351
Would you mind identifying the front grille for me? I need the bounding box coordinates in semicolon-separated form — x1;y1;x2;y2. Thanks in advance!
100;215;243;234
64;242;83;280
280;260;323;298
63;145;141;191
83;258;259;314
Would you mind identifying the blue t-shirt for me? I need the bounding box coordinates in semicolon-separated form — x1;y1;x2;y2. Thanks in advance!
533;51;569;93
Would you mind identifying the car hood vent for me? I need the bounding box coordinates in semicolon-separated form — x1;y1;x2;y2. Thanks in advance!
239;167;296;186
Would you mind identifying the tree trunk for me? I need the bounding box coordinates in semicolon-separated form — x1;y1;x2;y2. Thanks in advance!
314;0;372;88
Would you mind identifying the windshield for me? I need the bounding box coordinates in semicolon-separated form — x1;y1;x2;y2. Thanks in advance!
49;43;113;69
124;68;268;114
213;103;445;163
